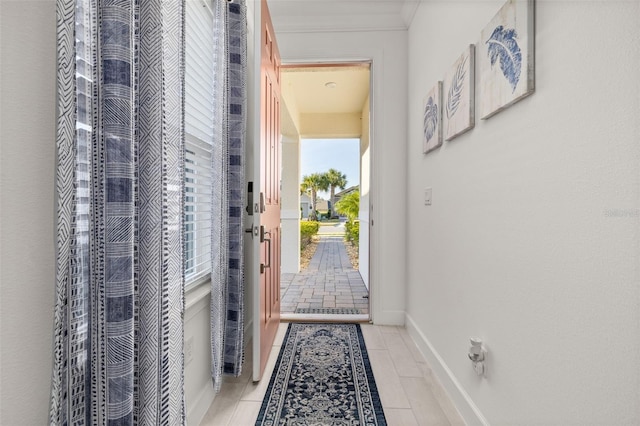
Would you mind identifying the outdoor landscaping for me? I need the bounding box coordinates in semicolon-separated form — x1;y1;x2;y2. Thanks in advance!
300;220;319;251
300;168;347;221
299;167;360;270
298;188;360;271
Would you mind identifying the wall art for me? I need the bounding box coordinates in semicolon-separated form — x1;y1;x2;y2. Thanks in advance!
479;0;535;119
443;45;475;141
423;81;443;154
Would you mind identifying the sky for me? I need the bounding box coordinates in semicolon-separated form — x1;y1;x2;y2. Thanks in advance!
300;138;360;199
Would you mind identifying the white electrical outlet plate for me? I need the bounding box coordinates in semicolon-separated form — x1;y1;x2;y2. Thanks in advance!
424;188;432;206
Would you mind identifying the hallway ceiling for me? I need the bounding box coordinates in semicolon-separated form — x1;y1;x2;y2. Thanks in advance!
268;0;420;33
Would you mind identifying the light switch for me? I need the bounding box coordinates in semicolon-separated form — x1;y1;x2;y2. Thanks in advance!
424;188;432;206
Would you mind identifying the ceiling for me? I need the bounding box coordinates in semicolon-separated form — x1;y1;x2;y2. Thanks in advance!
281;65;370;117
268;0;420;33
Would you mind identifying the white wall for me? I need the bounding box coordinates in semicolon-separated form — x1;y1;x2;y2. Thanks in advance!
184;286;215;424
405;1;640;424
276;29;408;325
359;96;371;289
0;3;56;424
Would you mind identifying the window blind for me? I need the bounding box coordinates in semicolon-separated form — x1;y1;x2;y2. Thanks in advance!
184;0;215;284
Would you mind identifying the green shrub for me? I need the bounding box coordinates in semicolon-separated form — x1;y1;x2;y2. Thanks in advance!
335;191;359;222
300;221;320;251
345;220;359;245
301;220;319;236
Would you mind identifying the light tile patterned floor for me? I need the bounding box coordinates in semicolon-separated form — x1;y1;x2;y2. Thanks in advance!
280;236;369;315
199;323;465;425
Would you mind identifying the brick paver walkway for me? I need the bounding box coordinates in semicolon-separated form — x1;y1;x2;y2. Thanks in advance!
280;236;369;315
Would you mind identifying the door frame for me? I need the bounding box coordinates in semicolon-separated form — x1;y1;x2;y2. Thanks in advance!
279;60;375;324
248;10;387;385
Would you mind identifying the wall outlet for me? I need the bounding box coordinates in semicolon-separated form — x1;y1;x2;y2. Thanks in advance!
424;188;432;206
185;337;194;365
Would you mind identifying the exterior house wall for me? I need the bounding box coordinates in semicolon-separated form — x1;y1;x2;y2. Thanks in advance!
300;194;311;219
405;1;640;424
281;134;301;273
280;77;302;273
359;96;371;289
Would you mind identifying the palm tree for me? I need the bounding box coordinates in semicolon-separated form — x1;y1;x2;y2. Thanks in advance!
300;173;329;221
325;168;347;218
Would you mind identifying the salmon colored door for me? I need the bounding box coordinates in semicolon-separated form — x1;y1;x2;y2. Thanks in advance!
255;0;281;381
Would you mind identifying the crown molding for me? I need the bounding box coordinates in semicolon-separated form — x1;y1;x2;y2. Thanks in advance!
269;0;419;33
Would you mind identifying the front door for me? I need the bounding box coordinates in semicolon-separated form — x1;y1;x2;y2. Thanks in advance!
254;0;281;381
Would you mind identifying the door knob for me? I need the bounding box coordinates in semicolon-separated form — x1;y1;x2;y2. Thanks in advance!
260;226;271;274
261;226;271;269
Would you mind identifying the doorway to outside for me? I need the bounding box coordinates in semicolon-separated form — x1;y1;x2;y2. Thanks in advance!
279;63;371;321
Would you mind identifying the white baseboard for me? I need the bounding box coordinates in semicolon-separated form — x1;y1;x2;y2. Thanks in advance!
187;380;215;426
405;314;489;426
373;309;405;326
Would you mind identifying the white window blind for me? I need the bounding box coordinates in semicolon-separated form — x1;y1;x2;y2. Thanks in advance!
184;0;215;284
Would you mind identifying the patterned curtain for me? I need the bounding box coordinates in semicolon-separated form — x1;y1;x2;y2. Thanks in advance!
50;0;185;424
210;0;248;390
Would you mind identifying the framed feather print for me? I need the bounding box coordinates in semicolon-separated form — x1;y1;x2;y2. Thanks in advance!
479;0;535;119
423;81;443;154
443;45;475;141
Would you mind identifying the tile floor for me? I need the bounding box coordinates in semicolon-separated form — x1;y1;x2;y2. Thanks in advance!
280;236;369;315
201;227;464;424
200;322;465;425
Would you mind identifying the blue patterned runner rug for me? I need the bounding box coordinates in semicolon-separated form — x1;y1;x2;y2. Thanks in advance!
256;323;387;425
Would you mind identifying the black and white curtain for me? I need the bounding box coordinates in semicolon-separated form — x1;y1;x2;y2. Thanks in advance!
51;0;247;421
210;0;248;390
51;0;185;424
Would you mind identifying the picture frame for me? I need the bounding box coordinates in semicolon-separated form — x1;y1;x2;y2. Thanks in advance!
479;0;535;119
443;45;475;141
423;81;443;154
